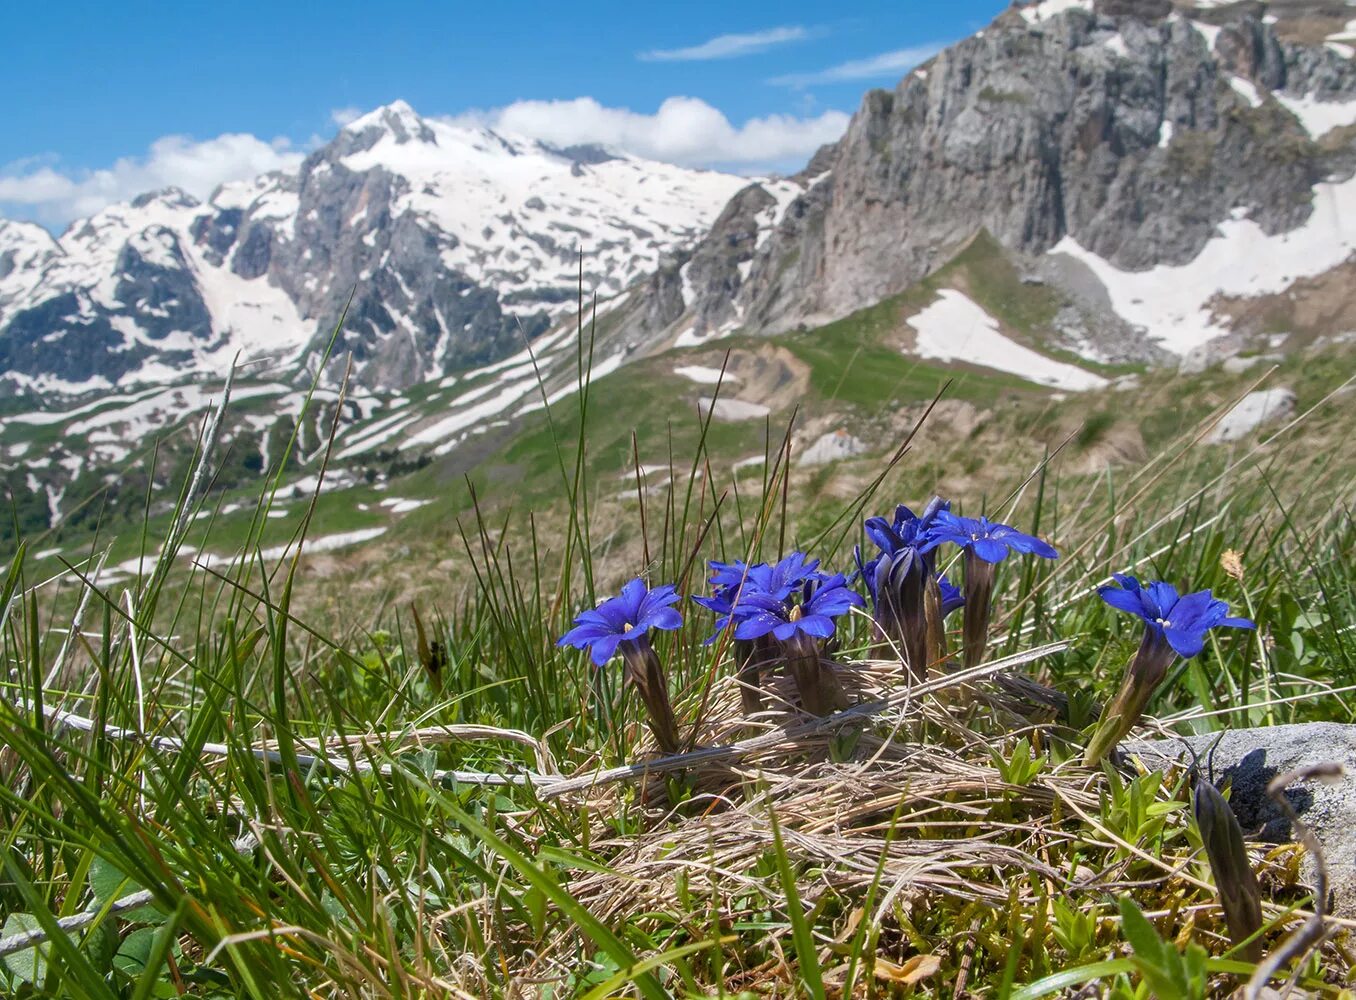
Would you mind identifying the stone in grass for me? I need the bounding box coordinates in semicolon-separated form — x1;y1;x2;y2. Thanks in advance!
1123;723;1356;918
797;429;867;467
1206;388;1296;444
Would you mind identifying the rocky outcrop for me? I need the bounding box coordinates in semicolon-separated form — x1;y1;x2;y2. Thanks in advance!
624;0;1356;358
1207;387;1298;442
1127;724;1356;918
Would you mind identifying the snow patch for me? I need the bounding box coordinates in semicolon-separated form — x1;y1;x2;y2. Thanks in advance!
1229;77;1264;109
698;397;771;421
379;497;433;514
1274;91;1356;139
1050;172;1356;354
907;290;1107;391
1020;0;1092;24
673;365;738;385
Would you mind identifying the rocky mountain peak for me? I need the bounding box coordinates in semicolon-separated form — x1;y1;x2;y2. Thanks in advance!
334;99;440;157
129;187;201;211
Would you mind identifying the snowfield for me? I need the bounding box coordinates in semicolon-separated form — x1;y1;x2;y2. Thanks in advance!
906;290;1108;391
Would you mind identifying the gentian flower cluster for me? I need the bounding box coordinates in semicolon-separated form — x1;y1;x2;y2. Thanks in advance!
558;578;684;753
854;497;962;678
696;553;863;716
919;509;1059;670
1082;574;1254;765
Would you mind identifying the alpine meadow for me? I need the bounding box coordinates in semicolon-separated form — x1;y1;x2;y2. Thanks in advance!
2;1;1356;997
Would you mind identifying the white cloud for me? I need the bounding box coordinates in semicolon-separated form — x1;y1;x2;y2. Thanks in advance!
330;106;363;126
0;133;304;226
448;96;849;170
769;43;947;87
640;26;811;62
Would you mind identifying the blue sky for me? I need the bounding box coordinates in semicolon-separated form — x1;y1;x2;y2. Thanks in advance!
2;0;1009;227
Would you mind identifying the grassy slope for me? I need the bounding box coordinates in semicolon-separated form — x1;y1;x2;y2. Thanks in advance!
0;308;1353;995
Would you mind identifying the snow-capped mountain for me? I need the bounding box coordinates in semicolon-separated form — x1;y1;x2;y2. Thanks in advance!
0;101;751;395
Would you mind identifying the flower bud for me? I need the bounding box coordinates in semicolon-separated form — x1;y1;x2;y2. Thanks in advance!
1193;779;1264;962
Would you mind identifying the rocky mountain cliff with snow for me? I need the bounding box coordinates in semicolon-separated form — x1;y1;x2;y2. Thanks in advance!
0;102;749;395
601;0;1356;367
4;0;1356;558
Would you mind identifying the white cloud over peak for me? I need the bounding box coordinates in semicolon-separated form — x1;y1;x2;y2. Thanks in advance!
448;96;849;170
330;106;363;126
639;25;812;62
769;43;947;87
0;133;304;226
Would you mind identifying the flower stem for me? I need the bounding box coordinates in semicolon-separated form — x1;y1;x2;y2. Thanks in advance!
782;633;846;716
961;553;995;670
619;637;681;754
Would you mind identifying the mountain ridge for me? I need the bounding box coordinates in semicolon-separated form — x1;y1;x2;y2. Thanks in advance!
0;101;752;395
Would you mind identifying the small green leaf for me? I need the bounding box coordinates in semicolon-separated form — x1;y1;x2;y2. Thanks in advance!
88;858;162;924
1;913;47;984
113;927;158;977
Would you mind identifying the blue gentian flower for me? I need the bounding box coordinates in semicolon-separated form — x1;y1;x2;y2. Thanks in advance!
937;574;965;618
854;498;958;675
855;498;949;600
698;553;825;641
921;511;1059;564
919;509;1057;669
708;552;824;600
731;573;863;642
1097;574;1254;659
557;578;683;667
1083;574;1255;766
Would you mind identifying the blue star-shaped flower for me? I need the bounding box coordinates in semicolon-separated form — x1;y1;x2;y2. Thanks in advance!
921;511;1058;564
708;552;824;599
1098;573;1254;658
698;553;826;641
731;573;864;642
557;578;683;666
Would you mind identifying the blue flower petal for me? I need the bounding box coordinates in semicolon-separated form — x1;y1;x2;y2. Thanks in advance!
1144;581;1179;618
1163;625;1205;659
643;607;683;632
1098;585;1148;618
796;614;836;638
733;612;782;641
616;578;649;619
589;633;624;666
557;622;613;647
772;620;800;642
971;537;1011;563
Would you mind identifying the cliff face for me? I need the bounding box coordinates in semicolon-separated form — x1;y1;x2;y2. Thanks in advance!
640;0;1356;359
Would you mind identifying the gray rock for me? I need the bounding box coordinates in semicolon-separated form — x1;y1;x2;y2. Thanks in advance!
1221;352;1283;373
797;430;867;466
1206;387;1297;442
1125;724;1356;917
